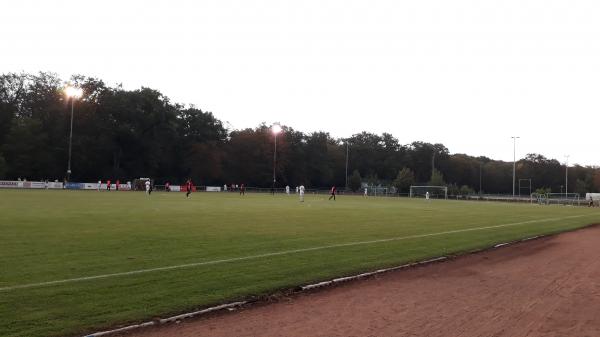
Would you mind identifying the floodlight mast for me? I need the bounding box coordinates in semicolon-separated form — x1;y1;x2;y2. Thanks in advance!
511;136;520;196
65;86;83;182
345;140;349;191
271;124;282;191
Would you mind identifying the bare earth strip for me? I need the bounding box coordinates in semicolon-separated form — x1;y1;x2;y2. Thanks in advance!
125;225;600;337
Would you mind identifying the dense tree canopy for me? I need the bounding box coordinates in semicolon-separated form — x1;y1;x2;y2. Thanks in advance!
1;72;598;194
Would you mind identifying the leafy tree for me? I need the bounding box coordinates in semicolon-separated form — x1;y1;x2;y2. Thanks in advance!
178;108;227;184
3;118;53;180
280;127;307;186
179;108;227;143
408;142;449;182
429;168;445;186
187;142;223;184
534;187;552;194
575;179;588;195
459;185;475;195
593;170;600;192
224;127;273;186
392;167;415;193
304;132;334;187
349;169;362;192
0;152;6;178
447;183;459;196
0;73;27;147
2;71;599;192
366;173;379;187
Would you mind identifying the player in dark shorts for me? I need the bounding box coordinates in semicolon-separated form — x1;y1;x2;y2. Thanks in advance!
106;179;111;191
240;183;245;196
328;185;336;201
186;179;192;198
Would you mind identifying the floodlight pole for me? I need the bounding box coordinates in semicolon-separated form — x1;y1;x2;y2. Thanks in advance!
271;125;282;195
273;132;277;184
512;136;517;196
67;97;75;182
564;155;570;198
345;141;349;190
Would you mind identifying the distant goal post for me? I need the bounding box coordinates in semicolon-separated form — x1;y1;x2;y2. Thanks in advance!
544;193;581;206
409;185;448;199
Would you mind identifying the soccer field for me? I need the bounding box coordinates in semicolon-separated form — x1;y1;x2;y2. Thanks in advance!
1;190;599;337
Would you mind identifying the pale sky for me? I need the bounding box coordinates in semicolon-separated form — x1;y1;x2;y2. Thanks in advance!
2;0;599;166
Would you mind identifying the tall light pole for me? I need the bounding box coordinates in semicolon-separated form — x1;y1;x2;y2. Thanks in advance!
65;86;83;182
564;155;570;197
271;124;282;193
345;140;349;191
511;136;520;196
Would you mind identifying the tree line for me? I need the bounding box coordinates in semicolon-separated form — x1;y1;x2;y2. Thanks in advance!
1;72;598;195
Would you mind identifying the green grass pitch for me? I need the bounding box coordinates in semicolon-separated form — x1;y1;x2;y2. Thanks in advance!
1;189;599;337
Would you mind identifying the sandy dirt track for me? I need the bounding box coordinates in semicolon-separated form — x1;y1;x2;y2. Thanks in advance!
126;226;600;337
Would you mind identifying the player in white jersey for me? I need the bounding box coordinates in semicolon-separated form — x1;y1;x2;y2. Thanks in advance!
299;185;305;202
364;187;368;197
425;191;430;200
286;185;290;195
145;180;151;195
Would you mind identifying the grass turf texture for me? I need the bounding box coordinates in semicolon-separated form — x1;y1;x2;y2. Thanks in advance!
1;190;599;337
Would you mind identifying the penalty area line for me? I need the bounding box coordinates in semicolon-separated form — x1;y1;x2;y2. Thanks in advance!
0;214;589;292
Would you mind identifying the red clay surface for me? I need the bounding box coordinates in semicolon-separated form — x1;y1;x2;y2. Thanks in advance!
126;226;600;337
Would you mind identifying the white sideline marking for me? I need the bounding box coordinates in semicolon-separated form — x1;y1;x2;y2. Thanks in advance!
0;214;588;292
301;257;449;290
83;301;248;337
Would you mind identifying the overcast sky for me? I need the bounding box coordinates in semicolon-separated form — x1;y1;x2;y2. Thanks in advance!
2;0;599;165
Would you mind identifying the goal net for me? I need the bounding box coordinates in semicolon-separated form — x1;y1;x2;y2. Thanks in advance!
545;193;580;206
364;186;390;197
531;193;546;205
409;185;448;199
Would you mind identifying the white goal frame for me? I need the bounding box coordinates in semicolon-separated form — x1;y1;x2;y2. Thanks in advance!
545;193;580;206
409;185;448;199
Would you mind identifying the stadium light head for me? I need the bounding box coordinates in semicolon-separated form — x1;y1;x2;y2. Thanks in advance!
272;124;282;135
65;86;83;99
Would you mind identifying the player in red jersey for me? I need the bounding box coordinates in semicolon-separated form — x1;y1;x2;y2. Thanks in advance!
186;179;193;198
328;185;336;201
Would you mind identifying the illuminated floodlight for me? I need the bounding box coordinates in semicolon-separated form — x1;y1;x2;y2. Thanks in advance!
272;124;282;135
65;86;83;99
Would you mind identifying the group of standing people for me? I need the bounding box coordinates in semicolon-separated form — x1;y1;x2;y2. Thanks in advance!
284;184;334;202
97;179;123;191
158;179;194;198
149;179;194;198
91;179;343;204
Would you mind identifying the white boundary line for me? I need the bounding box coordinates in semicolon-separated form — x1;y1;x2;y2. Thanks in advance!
0;214;588;292
82;224;579;337
301;256;449;290
84;301;248;337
